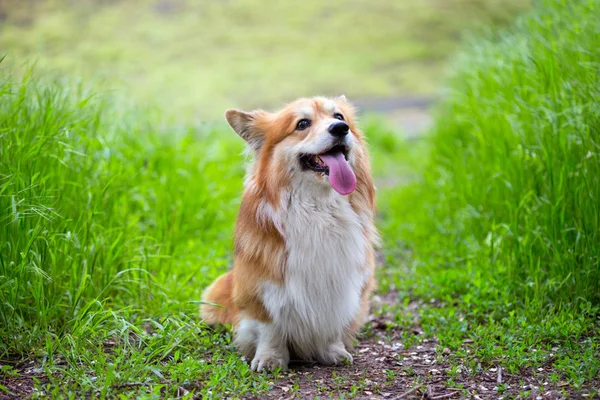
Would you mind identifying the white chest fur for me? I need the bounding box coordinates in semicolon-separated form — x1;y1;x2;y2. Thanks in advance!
261;187;369;358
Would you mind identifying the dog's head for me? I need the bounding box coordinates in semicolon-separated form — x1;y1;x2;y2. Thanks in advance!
226;96;369;197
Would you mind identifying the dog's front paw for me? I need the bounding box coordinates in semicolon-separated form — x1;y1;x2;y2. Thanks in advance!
321;342;354;366
250;352;289;372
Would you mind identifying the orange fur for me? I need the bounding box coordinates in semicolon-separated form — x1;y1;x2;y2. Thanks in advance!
200;271;237;326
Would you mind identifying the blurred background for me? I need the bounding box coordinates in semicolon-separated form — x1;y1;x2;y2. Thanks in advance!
1;0;529;126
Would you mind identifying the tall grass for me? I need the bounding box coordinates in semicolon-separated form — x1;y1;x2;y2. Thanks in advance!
0;70;244;356
384;0;599;319
0;70;283;397
374;1;600;384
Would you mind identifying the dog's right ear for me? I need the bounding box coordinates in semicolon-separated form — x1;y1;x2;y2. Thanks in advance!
225;109;265;152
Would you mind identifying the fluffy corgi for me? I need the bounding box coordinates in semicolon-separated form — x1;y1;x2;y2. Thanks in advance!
201;96;378;372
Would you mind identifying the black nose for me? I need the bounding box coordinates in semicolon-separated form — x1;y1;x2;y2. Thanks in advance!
328;121;349;137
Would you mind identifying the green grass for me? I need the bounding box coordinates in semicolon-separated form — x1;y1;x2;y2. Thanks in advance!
1;0;529;119
0;70;268;398
379;0;600;388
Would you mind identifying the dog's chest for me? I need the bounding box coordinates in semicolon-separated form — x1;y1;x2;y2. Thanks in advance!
262;193;368;342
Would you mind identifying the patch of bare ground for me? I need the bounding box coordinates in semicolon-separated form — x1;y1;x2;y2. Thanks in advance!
246;292;599;400
0;360;48;400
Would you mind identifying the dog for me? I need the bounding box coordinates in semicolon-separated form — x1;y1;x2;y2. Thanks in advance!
200;96;378;372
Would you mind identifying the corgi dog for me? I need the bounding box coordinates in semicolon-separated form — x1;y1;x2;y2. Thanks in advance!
200;96;378;372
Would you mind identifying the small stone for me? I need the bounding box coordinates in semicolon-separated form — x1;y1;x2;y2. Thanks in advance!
442;347;451;355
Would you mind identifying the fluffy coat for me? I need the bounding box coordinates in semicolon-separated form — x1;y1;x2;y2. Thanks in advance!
200;96;378;371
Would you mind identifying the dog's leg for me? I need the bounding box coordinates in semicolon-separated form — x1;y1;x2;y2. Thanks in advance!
318;338;353;366
249;322;289;372
234;318;259;362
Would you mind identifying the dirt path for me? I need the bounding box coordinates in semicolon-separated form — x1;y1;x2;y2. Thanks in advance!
246;292;597;400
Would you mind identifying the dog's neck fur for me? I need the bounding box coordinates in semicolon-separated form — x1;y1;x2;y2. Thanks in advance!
253;174;371;359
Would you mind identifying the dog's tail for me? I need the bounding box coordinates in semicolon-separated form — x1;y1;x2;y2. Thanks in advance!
200;271;237;326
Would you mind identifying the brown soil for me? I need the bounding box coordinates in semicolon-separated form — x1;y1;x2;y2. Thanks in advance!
244;293;599;400
0;361;47;400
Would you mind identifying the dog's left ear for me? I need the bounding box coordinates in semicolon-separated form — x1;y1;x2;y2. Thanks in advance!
225;109;266;152
335;95;347;102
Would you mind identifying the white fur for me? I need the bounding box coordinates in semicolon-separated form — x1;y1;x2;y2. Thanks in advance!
316;96;337;114
251;322;289;371
294;106;315;119
235;318;290;371
235;318;259;359
236;118;373;367
238;176;370;363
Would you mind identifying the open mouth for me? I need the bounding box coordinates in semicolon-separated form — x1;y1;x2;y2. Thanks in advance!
299;144;356;195
299;145;349;176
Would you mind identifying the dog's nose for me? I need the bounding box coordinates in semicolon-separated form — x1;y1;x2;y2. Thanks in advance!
328;121;349;137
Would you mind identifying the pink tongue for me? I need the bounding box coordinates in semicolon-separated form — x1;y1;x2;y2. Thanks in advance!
320;152;357;195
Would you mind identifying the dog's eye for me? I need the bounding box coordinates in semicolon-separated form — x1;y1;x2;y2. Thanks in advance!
296;119;311;131
333;113;344;121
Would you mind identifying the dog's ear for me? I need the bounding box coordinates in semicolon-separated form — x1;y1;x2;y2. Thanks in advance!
225;109;265;151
